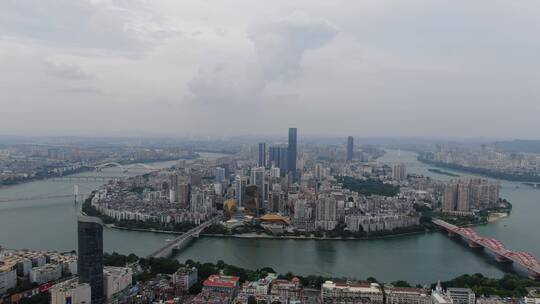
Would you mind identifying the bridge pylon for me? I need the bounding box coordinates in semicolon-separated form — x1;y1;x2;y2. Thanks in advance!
74;184;79;203
529;270;540;281
446;229;457;237
468;240;482;249
495;254;512;264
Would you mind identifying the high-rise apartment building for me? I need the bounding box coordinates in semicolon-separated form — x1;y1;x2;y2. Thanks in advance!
347;136;354;161
314;163;325;180
78;216;104;304
215;167;226;182
234;176;248;207
258;143;266;168
178;182;190;205
443;182;458;211
270;166;280;178
457;183;470;212
288;128;297;178
315;196;337;230
442;178;499;213
392;163;407;181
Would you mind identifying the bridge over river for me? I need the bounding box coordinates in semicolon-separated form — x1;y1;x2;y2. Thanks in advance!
433;219;540;280
148;216;221;259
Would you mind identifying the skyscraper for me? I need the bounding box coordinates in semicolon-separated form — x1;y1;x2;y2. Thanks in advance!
169;173;178;203
251;167;266;214
258;142;266;167
287;128;297;178
234;175;247;207
347;136;354;161
269;145;288;175
78;216;104;304
268;145;280;167
178;182;190;205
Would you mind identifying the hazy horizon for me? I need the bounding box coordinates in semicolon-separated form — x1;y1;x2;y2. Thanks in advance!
1;1;539;139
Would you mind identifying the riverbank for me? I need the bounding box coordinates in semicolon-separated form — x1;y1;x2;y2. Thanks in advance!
488;212;509;223
428;168;460;177
0;155;198;189
200;213;511;241
418;156;540;183
101;209;511;241
0;166;94;188
105;224;182;235
200;229;435;240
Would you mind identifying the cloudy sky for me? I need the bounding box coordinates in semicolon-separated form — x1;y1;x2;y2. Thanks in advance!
1;0;539;139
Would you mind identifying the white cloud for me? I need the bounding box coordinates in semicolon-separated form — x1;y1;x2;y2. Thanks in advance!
249;12;338;80
44;61;93;80
188;64;264;106
0;0;178;56
188;12;337;107
1;0;540;138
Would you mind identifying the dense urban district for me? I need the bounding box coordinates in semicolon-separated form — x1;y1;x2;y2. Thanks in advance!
418;144;540;183
0;144;197;186
2;132;540;304
85;131;510;240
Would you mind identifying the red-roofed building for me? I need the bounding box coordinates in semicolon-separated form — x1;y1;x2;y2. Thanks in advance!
270;277;303;303
202;274;240;298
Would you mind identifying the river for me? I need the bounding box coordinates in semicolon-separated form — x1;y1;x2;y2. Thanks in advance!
1;150;538;283
0;153;224;257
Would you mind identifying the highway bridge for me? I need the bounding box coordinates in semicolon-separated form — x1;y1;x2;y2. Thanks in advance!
0;185;91;203
94;162;156;171
0;194;89;203
51;176;120;182
433;219;540;280
147;216;221;259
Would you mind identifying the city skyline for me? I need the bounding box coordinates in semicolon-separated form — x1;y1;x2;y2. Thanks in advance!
2;1;540;138
2;134;540;303
3;1;540;303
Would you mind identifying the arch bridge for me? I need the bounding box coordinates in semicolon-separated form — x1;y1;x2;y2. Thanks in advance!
433;219;540;280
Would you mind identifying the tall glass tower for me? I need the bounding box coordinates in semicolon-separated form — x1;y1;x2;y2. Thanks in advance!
78;216;104;304
347;136;354;161
258;142;266;167
288;128;297;178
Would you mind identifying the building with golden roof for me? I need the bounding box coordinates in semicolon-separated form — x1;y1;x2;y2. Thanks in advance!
260;214;291;226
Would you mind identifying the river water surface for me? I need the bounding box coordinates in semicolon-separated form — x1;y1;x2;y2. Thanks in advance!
1;150;538;283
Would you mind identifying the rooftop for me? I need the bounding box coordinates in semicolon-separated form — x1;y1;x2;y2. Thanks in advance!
203;274;240;289
322;281;381;293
